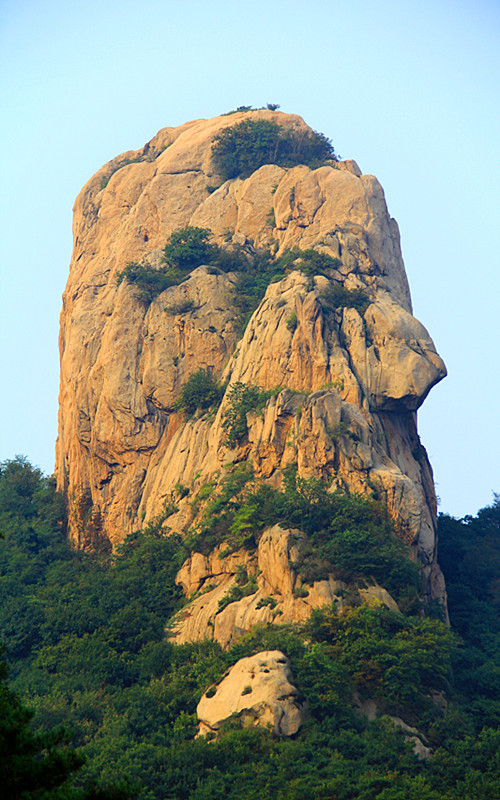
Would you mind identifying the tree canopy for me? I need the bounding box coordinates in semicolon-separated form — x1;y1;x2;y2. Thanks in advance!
1;457;499;799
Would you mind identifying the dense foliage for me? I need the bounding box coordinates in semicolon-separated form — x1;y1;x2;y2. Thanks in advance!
162;227;217;272
319;282;370;315
1;458;499;799
229;245;343;331
115;261;176;304
185;464;422;609
211;119;337;180
437;499;500;728
221;382;275;445
173;369;224;419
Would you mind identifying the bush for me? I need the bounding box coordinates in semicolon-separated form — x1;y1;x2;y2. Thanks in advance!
304;604;456;713
286;312;297;332
173;369;224;419
118;228;228;305
184;464;255;555
319;283;370;314
230;246;341;332
3;458;500;799
163;227;218;271
212;119;337;180
116;262;177;304
164;299;196;315
295;248;341;275
118;223;345;316
271;466;423;605
182;458;421;607
217;569;258;613
222;383;274;446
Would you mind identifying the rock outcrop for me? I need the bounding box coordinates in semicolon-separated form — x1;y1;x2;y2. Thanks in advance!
354;697;431;759
56;109;446;603
197;651;306;737
169;524;399;648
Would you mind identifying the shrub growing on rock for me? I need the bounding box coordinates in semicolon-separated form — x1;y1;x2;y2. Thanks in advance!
174;369;224;419
116;261;177;304
319;283;371;315
163;227;218;271
222;382;275;446
211;119;337;180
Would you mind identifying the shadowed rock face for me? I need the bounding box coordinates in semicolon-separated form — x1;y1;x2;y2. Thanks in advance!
56;110;446;603
197;651;307;737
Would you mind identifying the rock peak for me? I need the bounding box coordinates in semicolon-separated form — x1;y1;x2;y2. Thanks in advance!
56;111;446;610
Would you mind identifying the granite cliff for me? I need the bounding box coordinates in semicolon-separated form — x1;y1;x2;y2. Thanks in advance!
56;109;447;624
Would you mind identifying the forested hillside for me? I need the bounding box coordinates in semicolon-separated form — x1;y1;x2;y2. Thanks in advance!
1;457;499;799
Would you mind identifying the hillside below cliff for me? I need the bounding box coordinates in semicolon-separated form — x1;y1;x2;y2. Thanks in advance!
56;109;447;614
2;458;499;799
4;105;500;800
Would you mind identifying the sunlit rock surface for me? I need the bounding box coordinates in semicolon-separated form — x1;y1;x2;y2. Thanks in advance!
56;110;446;605
197;651;306;737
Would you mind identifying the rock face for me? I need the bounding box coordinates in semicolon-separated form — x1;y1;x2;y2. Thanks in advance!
170;524;399;648
197;651;306;737
56;109;446;603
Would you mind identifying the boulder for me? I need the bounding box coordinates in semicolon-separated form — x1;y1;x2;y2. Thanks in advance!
197;651;306;737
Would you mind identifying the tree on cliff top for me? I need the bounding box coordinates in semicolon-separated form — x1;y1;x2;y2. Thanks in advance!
211;119;337;180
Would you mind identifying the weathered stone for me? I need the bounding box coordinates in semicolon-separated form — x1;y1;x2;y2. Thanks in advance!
197;651;307;737
168;525;399;648
56;110;447;609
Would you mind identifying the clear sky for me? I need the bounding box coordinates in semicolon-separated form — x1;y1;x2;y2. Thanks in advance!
1;0;499;518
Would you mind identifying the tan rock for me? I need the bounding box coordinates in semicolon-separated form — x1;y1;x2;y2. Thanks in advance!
168;525;399;648
56;110;447;608
341;300;446;412
197;651;306;736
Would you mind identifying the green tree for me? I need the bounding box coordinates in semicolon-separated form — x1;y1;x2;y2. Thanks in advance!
163;227;217;271
222;382;273;446
0;647;131;799
116;262;176;304
174;369;224;418
212;119;337;180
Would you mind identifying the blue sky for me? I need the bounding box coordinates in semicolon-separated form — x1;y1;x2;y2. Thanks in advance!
1;0;499;517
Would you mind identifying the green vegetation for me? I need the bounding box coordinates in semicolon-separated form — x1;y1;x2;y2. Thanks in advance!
437;498;500;728
164;298;196;315
211;119;337;180
222;382;275;446
217;567;258;614
229;245;342;331
117;227;223;304
286;311;297;332
319;282;371;315
0;646;132;799
184;464;255;555
173;369;224;419
163;227;217;271
222;103;280;115
116;261;175;304
116;219;352;327
184;463;422;607
1;457;499;799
